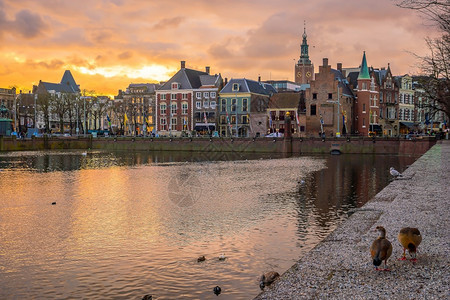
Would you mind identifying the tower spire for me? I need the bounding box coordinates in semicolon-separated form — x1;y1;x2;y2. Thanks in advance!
358;51;370;80
298;21;311;65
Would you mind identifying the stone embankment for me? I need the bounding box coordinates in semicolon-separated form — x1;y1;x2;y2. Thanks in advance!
255;140;449;299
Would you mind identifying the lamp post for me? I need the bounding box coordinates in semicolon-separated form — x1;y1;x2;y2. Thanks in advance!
336;78;341;137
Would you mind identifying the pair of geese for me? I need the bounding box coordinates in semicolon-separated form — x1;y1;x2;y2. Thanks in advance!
371;226;422;271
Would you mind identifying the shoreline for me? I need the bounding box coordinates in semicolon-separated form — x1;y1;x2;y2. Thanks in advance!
255;140;450;299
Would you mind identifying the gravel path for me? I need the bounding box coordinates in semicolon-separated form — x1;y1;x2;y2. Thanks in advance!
255;141;450;300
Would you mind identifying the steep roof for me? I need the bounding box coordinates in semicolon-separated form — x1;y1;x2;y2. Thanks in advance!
347;71;359;89
331;69;355;98
127;83;159;93
358;51;370;80
268;92;302;109
159;68;219;91
60;70;80;92
220;78;276;96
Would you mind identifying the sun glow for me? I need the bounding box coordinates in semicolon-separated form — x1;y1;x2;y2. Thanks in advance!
73;64;177;82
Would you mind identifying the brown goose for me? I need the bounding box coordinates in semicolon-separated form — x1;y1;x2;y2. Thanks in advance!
370;226;393;271
398;227;422;262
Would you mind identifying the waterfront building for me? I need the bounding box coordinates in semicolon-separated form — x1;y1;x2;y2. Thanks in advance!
264;80;305;92
0;87;16;121
118;83;159;136
155;61;222;136
396;74;415;134
267;92;305;135
304;58;355;137
377;64;399;136
218;78;276;137
33;70;81;133
352;52;380;136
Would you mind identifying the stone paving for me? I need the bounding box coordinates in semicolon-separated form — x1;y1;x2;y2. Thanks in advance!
255;140;450;300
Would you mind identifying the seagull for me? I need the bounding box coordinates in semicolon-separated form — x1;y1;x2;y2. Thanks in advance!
389;167;402;178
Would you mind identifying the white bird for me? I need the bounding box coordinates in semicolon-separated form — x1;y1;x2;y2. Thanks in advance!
389;167;402;178
218;253;226;261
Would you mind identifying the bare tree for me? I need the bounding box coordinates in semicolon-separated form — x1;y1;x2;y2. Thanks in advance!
37;93;54;133
396;0;450;120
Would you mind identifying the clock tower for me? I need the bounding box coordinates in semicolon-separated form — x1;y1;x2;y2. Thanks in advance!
295;24;314;85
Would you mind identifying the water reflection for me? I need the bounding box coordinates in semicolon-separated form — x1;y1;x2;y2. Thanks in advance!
0;151;418;299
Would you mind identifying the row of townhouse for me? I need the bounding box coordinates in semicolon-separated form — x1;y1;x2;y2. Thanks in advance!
1;29;447;137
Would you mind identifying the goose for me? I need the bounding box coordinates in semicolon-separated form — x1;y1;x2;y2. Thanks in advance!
259;271;280;290
370;226;393;271
398;227;422;262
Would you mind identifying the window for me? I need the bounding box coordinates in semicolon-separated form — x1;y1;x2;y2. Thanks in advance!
363;118;365;126
196;92;201;99
379;92;383;102
171;93;177;100
171;103;177;115
220;115;226;124
310;104;316;116
160;103;167;115
363;103;366;112
182;102;188;114
231;115;236;123
210;101;216;109
210;92;216;98
232;83;239;91
362;82;367;90
182;93;188;100
160;118;167;130
231;99;237;112
313;93;317;100
171;83;178;90
221;99;226;112
203;101;209;108
204;92;209;98
196;101;201;109
182;117;188;130
171;118;177;130
328;93;332;99
243;99;248;111
242;115;248;124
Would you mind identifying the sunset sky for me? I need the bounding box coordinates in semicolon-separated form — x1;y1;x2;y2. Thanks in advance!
0;0;441;96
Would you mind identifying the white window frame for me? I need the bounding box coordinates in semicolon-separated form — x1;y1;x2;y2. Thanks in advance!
196;101;201;109
160;103;167;115
196;92;201;99
171;93;177;100
210;100;216;109
204;92;209;98
182;102;188;114
171;103;177;115
210;92;216;98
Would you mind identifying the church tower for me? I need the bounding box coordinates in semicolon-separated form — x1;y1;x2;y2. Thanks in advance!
295;23;314;85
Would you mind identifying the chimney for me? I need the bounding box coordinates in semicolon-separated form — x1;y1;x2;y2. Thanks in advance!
381;67;385;70
323;58;328;67
337;63;342;73
224;78;228;85
181;61;186;69
205;66;210;74
258;76;261;82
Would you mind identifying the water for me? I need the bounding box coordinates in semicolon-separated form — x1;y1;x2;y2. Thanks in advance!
0;150;418;299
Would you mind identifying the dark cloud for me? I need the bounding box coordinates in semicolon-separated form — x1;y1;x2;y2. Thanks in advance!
152;16;186;30
13;10;47;38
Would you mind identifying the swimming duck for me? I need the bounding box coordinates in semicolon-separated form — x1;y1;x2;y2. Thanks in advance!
218;253;226;261
259;271;280;290
398;227;422;262
197;255;206;262
370;226;393;271
213;286;221;296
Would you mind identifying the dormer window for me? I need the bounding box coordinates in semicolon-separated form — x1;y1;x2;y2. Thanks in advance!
171;82;179;90
232;83;239;91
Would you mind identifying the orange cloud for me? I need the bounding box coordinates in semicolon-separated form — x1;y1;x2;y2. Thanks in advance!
0;0;442;95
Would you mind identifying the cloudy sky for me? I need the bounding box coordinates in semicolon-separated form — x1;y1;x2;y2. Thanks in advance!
0;0;440;95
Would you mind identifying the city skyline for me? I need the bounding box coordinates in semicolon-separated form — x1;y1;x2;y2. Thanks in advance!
0;0;441;95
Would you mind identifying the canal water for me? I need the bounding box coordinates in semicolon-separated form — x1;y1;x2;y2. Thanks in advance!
0;150;418;299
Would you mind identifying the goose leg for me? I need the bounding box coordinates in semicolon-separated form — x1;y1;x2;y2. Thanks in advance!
398;248;407;260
